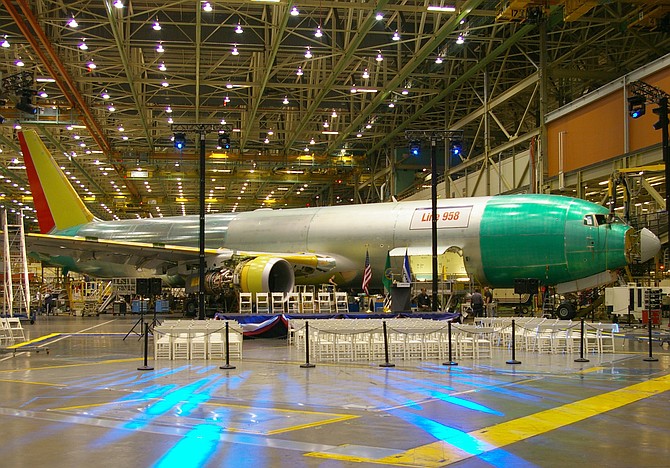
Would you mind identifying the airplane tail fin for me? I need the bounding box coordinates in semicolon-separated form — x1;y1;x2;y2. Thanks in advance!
18;130;95;234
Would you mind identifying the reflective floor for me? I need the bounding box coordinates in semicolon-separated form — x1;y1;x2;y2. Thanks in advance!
1;315;670;467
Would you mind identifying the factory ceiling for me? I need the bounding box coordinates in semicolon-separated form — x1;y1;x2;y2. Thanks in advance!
0;0;669;224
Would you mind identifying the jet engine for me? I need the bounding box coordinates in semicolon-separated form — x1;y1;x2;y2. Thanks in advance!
202;256;295;294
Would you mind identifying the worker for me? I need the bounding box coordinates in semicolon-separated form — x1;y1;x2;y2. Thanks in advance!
471;288;484;317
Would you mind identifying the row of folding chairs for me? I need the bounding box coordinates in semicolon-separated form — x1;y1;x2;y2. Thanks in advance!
288;318;494;362
0;317;25;346
153;319;243;360
477;317;618;354
239;291;349;314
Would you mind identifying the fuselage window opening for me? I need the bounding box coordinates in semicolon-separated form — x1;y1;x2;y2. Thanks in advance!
594;214;608;226
584;215;594;226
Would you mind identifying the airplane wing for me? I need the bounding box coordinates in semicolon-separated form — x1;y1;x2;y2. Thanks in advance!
26;233;335;277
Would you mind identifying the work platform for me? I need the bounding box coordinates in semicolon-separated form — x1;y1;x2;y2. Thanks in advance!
1;315;670;467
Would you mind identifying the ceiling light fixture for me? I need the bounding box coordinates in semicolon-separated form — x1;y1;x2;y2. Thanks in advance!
108;104;115;112
235;22;243;34
435;56;443;64
376;51;383;62
282;96;289;105
68;17;78;28
166;105;172;113
456;34;465;44
87;60;96;69
331;110;337;118
156;42;164;53
315;25;323;38
159;62;167;71
296;66;303;76
362;68;369;79
114;0;124;9
375;12;384;21
1;36;9;48
79;39;88;50
427;5;456;12
305;46;312;58
231;44;239;55
15;58;24;67
153;19;161;31
392;30;400;41
290;6;299;16
202;2;213;12
161;80;169;87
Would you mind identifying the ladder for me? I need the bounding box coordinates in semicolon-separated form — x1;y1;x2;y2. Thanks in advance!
2;209;31;318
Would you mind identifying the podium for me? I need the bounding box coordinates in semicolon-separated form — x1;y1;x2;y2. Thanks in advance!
391;283;412;312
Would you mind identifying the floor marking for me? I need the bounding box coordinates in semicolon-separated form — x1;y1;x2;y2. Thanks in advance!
7;333;61;349
306;373;670;466
0;378;66;387
0;357;143;373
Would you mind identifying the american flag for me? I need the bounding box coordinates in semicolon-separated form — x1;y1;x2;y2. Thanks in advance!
362;249;372;294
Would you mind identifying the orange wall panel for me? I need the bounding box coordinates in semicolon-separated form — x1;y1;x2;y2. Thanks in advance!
547;92;624;177
547;66;670;178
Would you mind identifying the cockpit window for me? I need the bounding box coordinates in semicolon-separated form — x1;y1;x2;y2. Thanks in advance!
595;214;608;225
584;214;611;226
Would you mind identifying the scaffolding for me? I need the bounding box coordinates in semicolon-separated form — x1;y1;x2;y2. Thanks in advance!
1;209;31;318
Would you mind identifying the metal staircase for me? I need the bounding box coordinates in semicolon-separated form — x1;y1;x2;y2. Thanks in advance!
1;209;31;318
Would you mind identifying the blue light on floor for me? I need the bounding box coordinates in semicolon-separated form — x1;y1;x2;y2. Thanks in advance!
153;424;221;468
430;392;504;416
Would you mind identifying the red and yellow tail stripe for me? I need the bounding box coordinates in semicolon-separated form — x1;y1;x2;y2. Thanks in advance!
19;130;94;234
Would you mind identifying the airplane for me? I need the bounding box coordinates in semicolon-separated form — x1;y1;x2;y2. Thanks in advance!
18;129;661;318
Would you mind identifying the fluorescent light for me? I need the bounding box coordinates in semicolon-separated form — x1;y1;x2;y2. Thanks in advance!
322;131;339;135
427;6;456;12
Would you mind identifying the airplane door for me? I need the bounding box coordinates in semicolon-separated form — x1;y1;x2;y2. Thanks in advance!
583;214;599;256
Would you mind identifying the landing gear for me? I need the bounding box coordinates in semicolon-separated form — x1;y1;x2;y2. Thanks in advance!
555;302;577;320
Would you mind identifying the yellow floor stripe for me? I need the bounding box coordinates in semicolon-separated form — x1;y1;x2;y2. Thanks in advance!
7;333;61;349
0;378;66;387
308;373;670;466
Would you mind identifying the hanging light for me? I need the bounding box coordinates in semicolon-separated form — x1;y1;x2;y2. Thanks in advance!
226;82;233;89
331;110;338;118
165;105;172;113
153;19;161;31
114;0;124;8
323;120;329;128
79;39;88;50
392;30;400;41
39;90;48;98
296;66;303;76
456;34;465;45
1;36;9;48
108;104;116;112
315;25;323;38
305;46;312;58
118;125;124;132
388;101;395;108
231;45;239;56
435;56;443;64
401;88;409;95
264;138;270;144
362;68;369;79
202;2;212;12
68;17;78;28
309;138;316;145
376;51;383;62
224;96;230;104
156;42;164;53
375;12;384;21
290;6;299;16
282;96;289;105
159;62;167;71
161;80;169;87
87;60;96;69
15;58;24;67
235;22;243;34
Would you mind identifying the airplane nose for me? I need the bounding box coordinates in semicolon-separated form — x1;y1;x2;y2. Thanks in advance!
639;227;661;263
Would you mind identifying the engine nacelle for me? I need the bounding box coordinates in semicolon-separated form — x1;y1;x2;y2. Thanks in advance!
236;256;295;293
200;256;295;294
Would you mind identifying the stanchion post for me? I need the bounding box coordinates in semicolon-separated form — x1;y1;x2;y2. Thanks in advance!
137;321;154;371
379;320;395;368
644;318;659;362
575;319;589;362
442;320;458;366
506;319;521;365
220;320;236;370
300;320;316;368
